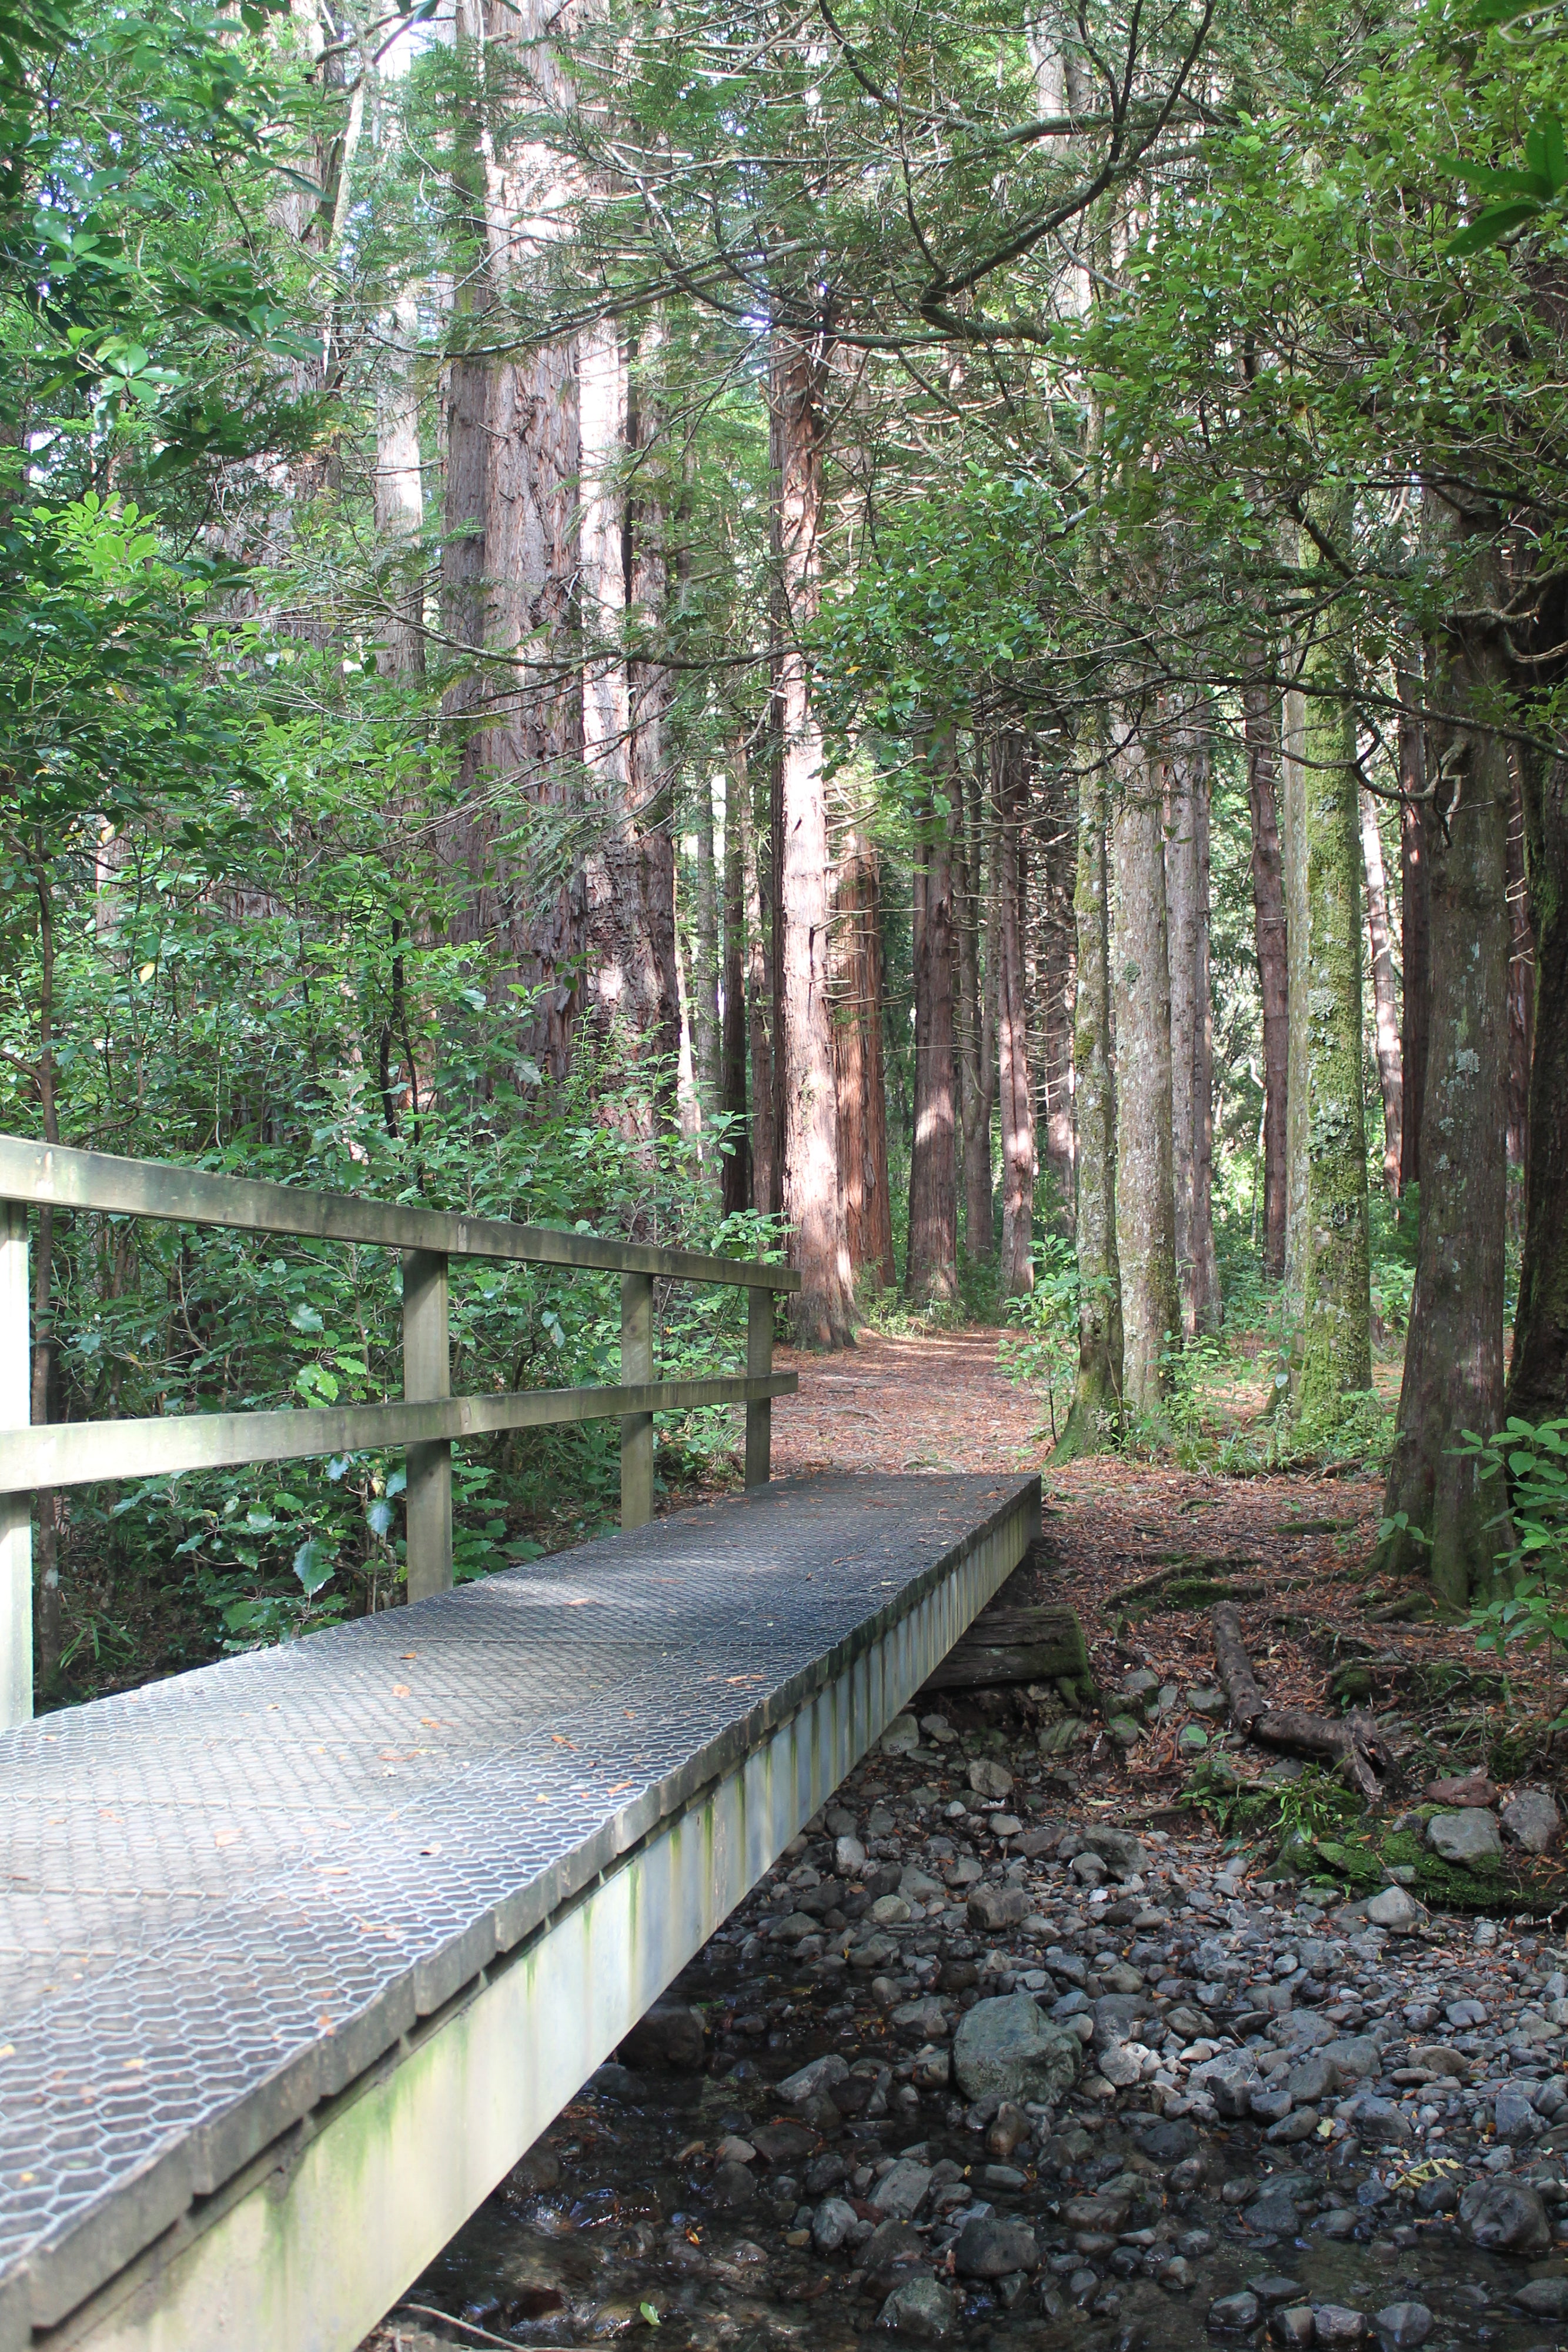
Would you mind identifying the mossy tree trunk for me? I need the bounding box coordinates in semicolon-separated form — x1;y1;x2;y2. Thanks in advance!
1292;511;1373;1442
1057;741;1122;1454
1166;694;1221;1336
1281;684;1311;1334
1242;665;1289;1282
1507;743;1568;1423
1380;531;1513;1598
1111;710;1181;1415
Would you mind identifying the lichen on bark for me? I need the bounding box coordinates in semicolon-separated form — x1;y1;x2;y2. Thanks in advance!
1057;743;1122;1456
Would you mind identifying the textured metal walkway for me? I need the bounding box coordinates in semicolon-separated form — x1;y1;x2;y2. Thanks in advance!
0;1470;1038;2352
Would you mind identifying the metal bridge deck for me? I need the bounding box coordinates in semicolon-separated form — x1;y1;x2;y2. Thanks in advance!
0;1470;1038;2352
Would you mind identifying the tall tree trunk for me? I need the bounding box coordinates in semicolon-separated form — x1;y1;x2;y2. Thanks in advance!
740;758;778;1220
994;731;1036;1298
579;321;680;1100
1398;676;1432;1200
1380;538;1513;1598
691;771;721;1120
1359;784;1403;1197
833;823;895;1290
1111;712;1181;1414
1506;759;1534;1238
1507;743;1568;1421
1243;670;1289;1282
1293;507;1373;1443
956;754;995;1265
720;747;751;1220
1058;737;1122;1454
907;739;960;1305
1281;685;1312;1324
1165;696;1221;1334
773;319;854;1344
1037;762;1077;1233
373;290;426;681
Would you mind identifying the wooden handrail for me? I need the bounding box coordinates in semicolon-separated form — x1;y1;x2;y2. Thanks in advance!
0;1136;797;1730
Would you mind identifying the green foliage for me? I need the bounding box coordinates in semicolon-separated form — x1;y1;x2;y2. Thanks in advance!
1463;1418;1568;1691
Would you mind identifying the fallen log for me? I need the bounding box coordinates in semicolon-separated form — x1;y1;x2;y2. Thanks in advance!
920;1602;1088;1692
1211;1601;1396;1807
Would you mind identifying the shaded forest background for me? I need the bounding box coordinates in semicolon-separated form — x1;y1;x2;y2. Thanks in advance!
2;0;1566;1700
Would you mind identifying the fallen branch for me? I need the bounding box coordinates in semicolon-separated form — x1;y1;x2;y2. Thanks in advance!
1211;1602;1397;1808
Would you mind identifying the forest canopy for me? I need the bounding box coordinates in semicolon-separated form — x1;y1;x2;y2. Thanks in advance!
3;0;1565;1694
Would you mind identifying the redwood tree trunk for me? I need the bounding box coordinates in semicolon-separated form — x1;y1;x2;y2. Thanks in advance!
1380;541;1513;1599
1037;763;1077;1233
1058;736;1122;1454
741;763;778;1221
1507;743;1568;1422
1165;697;1220;1335
1398;677;1431;1200
833;825;895;1290
908;745;960;1305
720;748;751;1220
1359;784;1403;1197
994;731;1036;1298
1243;672;1289;1281
1506;760;1534;1231
1111;711;1181;1413
773;319;854;1344
956;755;995;1265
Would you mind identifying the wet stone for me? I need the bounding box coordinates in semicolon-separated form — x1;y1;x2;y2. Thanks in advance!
877;2275;955;2340
1210;2290;1262;2331
1312;2308;1368;2345
1460;2178;1552;2253
1269;2310;1315;2349
1427;1810;1504;1864
1372;2305;1434;2351
954;2214;1039;2277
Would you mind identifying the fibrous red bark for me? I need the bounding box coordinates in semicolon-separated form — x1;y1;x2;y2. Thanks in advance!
1242;673;1288;1281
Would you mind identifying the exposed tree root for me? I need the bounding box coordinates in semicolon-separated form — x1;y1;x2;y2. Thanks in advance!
1211;1600;1398;1807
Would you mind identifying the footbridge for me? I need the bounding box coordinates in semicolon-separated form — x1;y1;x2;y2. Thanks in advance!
0;1140;1040;2352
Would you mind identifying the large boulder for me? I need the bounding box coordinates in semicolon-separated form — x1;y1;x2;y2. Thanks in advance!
1502;1786;1562;1854
951;1992;1082;2104
1427;1809;1504;1864
1459;2178;1551;2254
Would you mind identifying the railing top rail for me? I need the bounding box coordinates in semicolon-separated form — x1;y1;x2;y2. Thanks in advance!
0;1136;801;1291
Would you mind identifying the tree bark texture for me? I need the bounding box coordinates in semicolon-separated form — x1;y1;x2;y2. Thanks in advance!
956;755;995;1265
690;771;721;1118
1242;672;1289;1281
1398;683;1432;1200
1036;762;1077;1234
741;757;778;1221
994;730;1036;1299
1281;685;1311;1325
832;824;895;1290
1506;760;1534;1224
720;749;751;1220
1110;713;1181;1415
1165;697;1221;1335
373;290;426;681
579;322;680;1097
1293;589;1373;1442
1359;785;1403;1198
773;320;854;1344
1381;570;1513;1599
1058;743;1122;1454
1507;746;1568;1422
907;742;960;1305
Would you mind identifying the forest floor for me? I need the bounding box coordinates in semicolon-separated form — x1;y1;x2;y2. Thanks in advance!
365;1328;1568;2352
769;1324;1560;1806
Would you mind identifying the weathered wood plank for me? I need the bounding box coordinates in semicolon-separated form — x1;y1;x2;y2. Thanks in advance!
0;1374;797;1492
0;1138;800;1290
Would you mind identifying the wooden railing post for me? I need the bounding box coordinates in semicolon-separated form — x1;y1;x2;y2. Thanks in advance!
620;1271;653;1531
403;1249;452;1602
745;1285;773;1490
0;1202;30;1726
